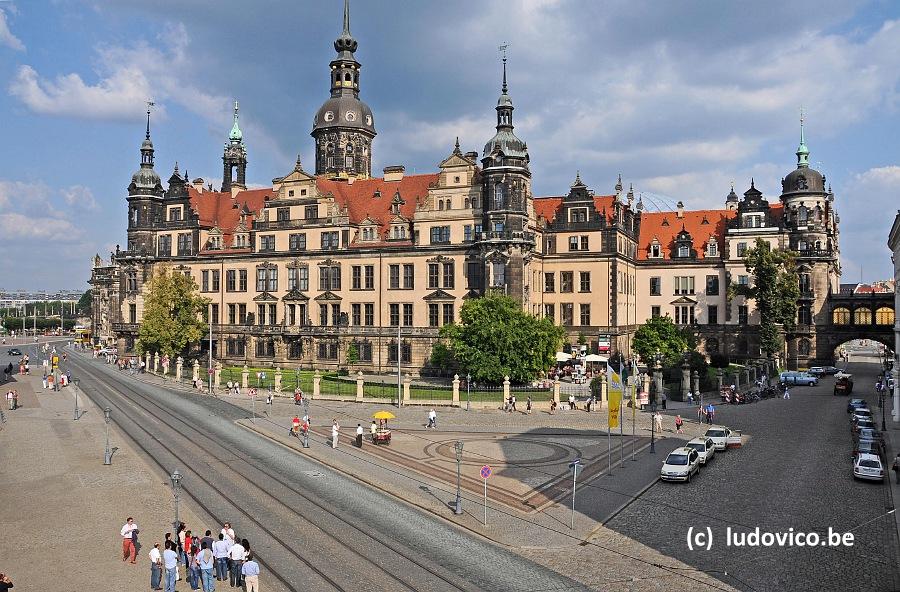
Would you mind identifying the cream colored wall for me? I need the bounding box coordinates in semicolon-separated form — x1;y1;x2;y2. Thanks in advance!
636;263;728;325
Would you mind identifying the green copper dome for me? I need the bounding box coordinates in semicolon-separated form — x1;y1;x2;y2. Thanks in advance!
229;101;242;142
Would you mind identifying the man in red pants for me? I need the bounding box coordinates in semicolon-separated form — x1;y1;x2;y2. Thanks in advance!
121;517;138;563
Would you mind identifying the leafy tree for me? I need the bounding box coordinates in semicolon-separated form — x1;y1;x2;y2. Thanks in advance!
732;239;800;357
631;315;690;365
577;332;587;346
346;341;359;365
137;267;209;357
434;292;565;384
77;290;92;315
429;342;455;375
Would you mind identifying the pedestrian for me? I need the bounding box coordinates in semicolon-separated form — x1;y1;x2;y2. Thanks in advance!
178;523;187;566
198;541;215;592
783;385;790;400
697;404;704;422
331;419;340;449
550;400;557;414
212;533;229;581
510;395;517;412
241;552;260;592
687;391;694;405
294;390;302;405
290;415;301;438
370;420;377;442
654;411;663;433
188;544;201;590
427;408;437;429
526;396;532;414
356;423;363;447
221;522;235;546
707;403;715;424
265;391;273;414
228;538;245;588
0;573;12;592
5;390;14;411
892;454;900;484
568;394;576;411
200;530;214;551
121;517;138;563
149;542;163;591
674;415;684;434
163;541;179;592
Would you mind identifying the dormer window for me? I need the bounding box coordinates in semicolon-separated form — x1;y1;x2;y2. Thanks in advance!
569;208;588;223
361;226;377;241
678;244;690;258
707;241;719;257
392;225;407;239
649;242;661;258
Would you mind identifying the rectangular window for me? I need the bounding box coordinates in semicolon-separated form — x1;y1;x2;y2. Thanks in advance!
389;265;400;289
357;341;373;362
738;305;749;324
674;276;695;295
579;271;590;293
288;268;298;290
560;271;574;293
228;304;236;325
289;233;306;251
256;268;267;292
364;265;374;290
430;226;451;244
544;304;554;321
256;339;275;358
651;306;661;318
268;268;278;292
321;231;339;250
319;303;328;326
389;303;400;327
259;235;275;252
738;275;749;286
442;262;454;289
238;269;247;292
428;303;439;327
545;236;556;254
331;303;341;326
177;233;191;256
428;263;439;289
737;242;747;257
706;275;719;296
580;236;589;251
364;303;374;326
675;305;695;325
490;262;505;287
287;340;303;360
561;303;574;326
318;265;341;291
569;236;579;251
569;207;588;223
579;303;591;326
351;303;361;326
298;267;308;291
277;207;290;222
317;339;339;360
708;305;718;325
467;261;482;290
544;272;555;293
211;270;220;292
352;266;362;290
442;303;454;325
464;225;473;242
201;270;209;292
650;276;661;296
226;270;236;292
158;235;172;257
403;264;414;289
238;304;247;324
402;303;413;327
268;304;277;325
298;303;307;325
168;207;182;222
129;304;137;324
304;205;318;220
257;304;266;326
287;304;296;326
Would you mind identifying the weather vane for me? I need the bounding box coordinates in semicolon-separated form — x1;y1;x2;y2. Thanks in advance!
499;42;509;61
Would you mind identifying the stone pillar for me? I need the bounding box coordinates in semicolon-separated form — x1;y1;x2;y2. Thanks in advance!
734;371;741;392
145;351;152;373
681;363;690;399
691;370;699;397
175;357;183;382
654;368;663;402
452;374;460;407
274;367;282;394
642;373;651;398
241;364;249;389
743;368;750;388
716;368;724;394
313;370;321;399
356;371;364;402
503;376;511;402
750;365;757;384
153;352;160;373
403;374;412;403
553;378;561;404
214;361;222;390
192;360;200;383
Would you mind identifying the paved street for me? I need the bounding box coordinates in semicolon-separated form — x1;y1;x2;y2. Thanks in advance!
607;360;900;592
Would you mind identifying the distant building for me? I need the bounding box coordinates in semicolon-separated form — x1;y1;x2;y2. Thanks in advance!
888;211;900;420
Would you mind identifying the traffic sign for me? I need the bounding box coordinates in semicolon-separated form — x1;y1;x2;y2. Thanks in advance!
207;369;214;375
480;465;492;479
568;458;583;476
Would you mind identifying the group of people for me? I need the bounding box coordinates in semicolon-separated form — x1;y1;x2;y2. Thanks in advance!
123;517;262;592
5;389;18;411
698;403;716;424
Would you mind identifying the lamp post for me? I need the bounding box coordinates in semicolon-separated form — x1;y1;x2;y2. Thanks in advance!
170;469;182;534
466;373;471;412
73;377;80;420
103;407;112;465
453;441;464;515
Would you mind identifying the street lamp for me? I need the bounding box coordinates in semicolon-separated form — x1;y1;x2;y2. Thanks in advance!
103;407;112;465
466;373;471;412
453;441;464;515
170;469;182;534
72;377;80;420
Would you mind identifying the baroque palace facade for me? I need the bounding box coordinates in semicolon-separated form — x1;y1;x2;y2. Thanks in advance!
90;2;841;373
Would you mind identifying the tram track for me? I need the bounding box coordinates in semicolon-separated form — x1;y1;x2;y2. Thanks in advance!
67;353;477;592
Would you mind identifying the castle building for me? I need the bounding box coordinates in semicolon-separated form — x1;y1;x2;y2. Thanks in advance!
90;2;841;372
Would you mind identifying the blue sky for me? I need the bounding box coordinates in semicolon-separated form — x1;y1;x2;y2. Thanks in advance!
0;0;898;290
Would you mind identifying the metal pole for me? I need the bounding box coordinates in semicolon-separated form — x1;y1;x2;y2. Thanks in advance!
73;383;79;420
208;311;213;395
571;465;577;530
619;399;625;469
397;324;401;408
173;490;180;534
631;383;636;461
650;408;656;453
483;479;487;526
607;427;612;476
454;442;463;515
103;420;111;465
466;374;471;412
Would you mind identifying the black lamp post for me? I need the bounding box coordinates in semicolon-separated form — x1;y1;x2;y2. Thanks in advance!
72;376;80;420
103;407;112;465
454;440;464;515
466;373;471;412
170;469;182;533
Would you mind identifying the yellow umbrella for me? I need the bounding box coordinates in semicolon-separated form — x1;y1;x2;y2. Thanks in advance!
373;411;396;420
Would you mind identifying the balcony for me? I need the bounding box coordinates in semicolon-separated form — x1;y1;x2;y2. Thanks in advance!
795;249;835;259
478;230;536;243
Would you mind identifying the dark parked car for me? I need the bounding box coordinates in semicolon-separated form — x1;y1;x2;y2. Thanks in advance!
847;398;868;413
810;366;841;377
854;439;885;459
6;348;21;356
834;376;854;396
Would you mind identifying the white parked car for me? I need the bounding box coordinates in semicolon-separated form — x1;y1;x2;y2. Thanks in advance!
685;437;716;465
704;427;732;451
660;447;701;482
853;453;885;481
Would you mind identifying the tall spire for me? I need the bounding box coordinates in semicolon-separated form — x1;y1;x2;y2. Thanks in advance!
343;0;350;35
501;44;508;94
229;100;243;142
796;107;809;168
334;0;358;57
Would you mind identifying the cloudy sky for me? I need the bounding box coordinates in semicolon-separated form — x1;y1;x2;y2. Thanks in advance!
1;0;898;289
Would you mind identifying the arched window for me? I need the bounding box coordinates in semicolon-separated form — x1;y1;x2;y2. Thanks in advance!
798;338;811;356
707;241;718;257
798;205;808;224
438;200;444;210
875;307;895;326
853;308;872;325
345;144;354;169
344;72;351;83
494;184;506;209
445;198;451;210
832;307;850;325
464;197;470;209
678;244;689;258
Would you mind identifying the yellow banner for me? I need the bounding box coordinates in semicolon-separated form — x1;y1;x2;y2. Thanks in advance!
608;370;623;429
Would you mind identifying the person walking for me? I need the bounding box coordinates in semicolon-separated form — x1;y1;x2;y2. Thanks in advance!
149;542;163;591
783;385;791;400
212;533;229;582
121;517;138;563
654;411;663;433
427;409;437;429
198;541;215;592
163;541;179;592
674;415;684;434
526;396;532;414
707;403;715;424
892;454;900;484
188;543;201;591
265;391;273;415
241;552;260;592
355;423;363;447
370;420;377;442
510;395;517;413
331;419;340;449
228;538;245;588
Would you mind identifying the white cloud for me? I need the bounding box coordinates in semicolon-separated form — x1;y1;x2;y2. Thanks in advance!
0;7;25;51
62;185;99;210
0;180;101;243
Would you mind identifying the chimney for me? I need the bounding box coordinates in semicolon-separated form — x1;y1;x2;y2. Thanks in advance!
676;201;685;219
192;178;205;193
383;165;405;182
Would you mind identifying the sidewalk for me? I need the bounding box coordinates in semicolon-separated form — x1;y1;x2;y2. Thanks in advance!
0;363;210;592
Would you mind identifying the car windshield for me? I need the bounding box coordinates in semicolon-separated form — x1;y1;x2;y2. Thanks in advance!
706;430;725;437
859;460;880;469
666;454;689;465
686;443;704;453
859;430;879;439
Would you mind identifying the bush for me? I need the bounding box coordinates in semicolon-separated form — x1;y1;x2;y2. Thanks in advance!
709;352;730;368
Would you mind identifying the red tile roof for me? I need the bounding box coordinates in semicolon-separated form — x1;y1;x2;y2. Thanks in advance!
188;186;271;238
533;194;618;224
637;209;736;261
316;174;438;234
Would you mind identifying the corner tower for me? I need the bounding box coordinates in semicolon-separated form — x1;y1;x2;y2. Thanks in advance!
126;105;164;255
477;49;535;302
311;0;376;179
222;101;247;194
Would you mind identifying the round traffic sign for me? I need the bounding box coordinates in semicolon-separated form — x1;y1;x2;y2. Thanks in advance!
480;465;492;479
